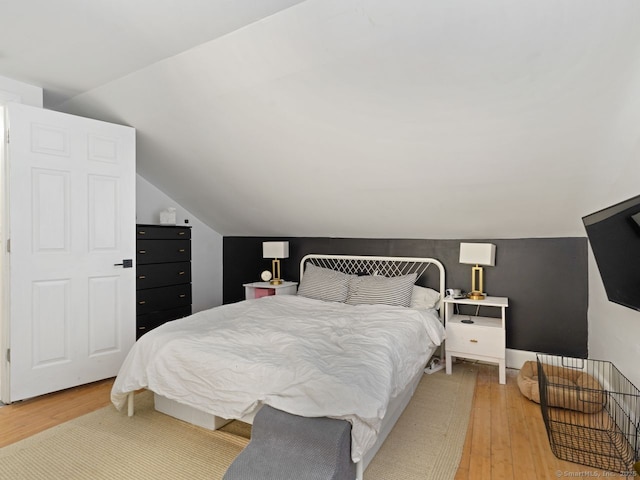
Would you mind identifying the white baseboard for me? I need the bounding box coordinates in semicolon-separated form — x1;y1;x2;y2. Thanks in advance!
448;349;540;371
506;348;539;370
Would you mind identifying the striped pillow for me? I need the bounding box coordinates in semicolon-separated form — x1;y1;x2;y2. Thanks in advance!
346;273;417;307
297;263;353;303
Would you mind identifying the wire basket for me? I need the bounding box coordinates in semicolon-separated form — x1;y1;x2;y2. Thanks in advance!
537;354;640;474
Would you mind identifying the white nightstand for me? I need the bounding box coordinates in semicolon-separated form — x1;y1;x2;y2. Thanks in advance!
243;281;298;300
444;296;509;384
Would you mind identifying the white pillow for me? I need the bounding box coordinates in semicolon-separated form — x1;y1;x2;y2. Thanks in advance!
297;263;352;303
410;285;441;310
346;273;417;307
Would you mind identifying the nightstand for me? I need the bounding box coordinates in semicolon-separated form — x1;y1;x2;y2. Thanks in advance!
444;296;509;384
243;281;298;300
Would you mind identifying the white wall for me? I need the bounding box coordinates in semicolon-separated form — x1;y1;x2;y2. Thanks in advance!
0;74;43;107
588;251;640;388
136;174;223;312
587;56;640;389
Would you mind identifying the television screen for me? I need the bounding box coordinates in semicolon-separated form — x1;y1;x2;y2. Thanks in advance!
583;194;640;312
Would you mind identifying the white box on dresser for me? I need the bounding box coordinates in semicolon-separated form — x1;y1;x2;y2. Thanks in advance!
444;296;509;384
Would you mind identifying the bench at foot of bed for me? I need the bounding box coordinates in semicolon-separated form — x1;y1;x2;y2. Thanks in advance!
223;405;355;480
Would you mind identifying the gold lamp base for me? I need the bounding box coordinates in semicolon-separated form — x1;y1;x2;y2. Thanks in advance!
269;258;282;285
468;265;486;300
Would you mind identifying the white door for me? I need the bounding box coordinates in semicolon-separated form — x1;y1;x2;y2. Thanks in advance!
1;103;136;403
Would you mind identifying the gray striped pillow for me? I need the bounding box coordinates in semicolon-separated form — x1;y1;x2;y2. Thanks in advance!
346;273;417;307
297;263;353;303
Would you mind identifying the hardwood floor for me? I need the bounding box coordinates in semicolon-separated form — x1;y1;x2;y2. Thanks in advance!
0;377;114;448
455;362;636;480
0;365;635;479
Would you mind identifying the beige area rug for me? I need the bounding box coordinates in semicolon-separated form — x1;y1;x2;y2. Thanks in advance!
0;365;477;480
365;364;477;479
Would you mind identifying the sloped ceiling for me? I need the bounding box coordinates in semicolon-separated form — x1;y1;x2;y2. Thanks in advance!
5;0;640;238
0;0;307;106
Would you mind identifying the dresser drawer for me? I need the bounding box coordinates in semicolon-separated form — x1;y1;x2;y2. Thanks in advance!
137;262;191;289
136;225;191;240
137;284;192;314
136;305;192;338
137;239;191;264
447;322;505;358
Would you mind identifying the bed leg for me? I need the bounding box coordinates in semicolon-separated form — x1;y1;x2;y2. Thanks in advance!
355;460;363;480
127;392;134;417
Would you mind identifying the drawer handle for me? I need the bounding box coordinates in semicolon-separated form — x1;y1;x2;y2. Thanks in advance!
138;250;146;254
138;230;146;235
178;231;186;236
178;249;185;253
138;326;147;330
138;300;146;305
469;339;478;343
178;271;185;275
178;294;186;298
138;275;146;279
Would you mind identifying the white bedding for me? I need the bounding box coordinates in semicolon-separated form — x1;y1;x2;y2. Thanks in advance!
111;294;445;462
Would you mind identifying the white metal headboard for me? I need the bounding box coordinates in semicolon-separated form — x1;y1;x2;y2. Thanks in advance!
299;254;446;315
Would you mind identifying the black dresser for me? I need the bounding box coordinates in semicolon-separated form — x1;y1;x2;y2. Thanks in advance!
136;224;192;338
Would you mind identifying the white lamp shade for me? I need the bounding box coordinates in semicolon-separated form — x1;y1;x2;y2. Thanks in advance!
459;243;496;266
263;241;289;259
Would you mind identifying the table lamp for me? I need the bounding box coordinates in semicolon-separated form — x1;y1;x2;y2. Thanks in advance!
262;241;289;285
459;243;496;300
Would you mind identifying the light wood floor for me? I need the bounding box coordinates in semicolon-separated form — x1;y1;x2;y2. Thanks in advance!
0;377;113;448
0;364;635;479
455;363;636;480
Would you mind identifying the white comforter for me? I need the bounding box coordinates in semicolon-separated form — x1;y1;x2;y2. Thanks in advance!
111;295;445;462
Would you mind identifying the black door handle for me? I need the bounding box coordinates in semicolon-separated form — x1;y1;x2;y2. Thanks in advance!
114;259;133;268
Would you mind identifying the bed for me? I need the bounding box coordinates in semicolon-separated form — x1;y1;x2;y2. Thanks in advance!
111;254;446;479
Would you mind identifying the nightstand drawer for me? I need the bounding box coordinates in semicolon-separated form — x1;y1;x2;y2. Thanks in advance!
447;323;505;358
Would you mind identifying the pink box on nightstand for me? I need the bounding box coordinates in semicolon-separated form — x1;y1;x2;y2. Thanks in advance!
254;288;275;299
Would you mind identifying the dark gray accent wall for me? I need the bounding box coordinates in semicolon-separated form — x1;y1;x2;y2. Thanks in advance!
223;237;588;358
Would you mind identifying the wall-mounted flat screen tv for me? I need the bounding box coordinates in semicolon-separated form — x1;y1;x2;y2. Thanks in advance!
583;194;640;312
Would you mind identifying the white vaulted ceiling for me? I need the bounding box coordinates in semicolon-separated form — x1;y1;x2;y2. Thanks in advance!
3;0;640;239
0;0;307;106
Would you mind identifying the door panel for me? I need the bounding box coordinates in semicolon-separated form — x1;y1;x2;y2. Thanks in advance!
32;279;70;366
31;123;69;157
88;275;119;355
2;103;136;403
88;175;119;251
32;169;70;252
88;134;119;164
